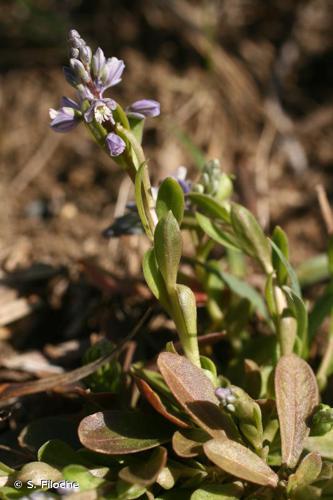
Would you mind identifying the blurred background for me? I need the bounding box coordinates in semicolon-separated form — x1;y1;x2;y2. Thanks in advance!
1;0;333;275
0;0;333;440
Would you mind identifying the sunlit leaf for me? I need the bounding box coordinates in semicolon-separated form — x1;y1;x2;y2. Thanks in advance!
78;410;173;455
272;226;289;285
142;249;171;313
203;438;278;487
158;352;240;440
16;461;62;486
38;439;92;468
190;482;244;499
195;212;239;251
62;464;107;491
119;446;167;486
230;203;272;274
271;240;301;296
135;163;154;240
288;452;322;492
157;177;184;224
188;193;230;222
154;212;182;289
275;354;319;468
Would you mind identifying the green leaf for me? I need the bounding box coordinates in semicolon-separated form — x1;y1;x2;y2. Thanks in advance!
190;482;244;499
78;410;173;455
135;163;154;240
128;116;144;144
157;177;185;224
16;462;62;486
309;281;333;342
230;203;272;274
157;352;240;441
288;452;322;492
142;249;170;313
305;429;333;459
203;438;278;487
62;464;106;491
115;480;146;500
271;240;301;296
119;447;167;487
188;193;230;222
297;253;329;288
275;354;319;468
195;212;240;251
283;286;308;357
173;284;200;366
272;226;289;285
218;267;268;320
38;440;92;468
154;211;182;290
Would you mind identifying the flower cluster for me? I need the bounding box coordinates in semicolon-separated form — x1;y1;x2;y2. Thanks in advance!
49;30;160;157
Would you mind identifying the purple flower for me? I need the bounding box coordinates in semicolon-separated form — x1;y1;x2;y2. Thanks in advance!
99;57;125;90
84;98;117;124
49;97;81;132
174;166;191;194
126;99;160;119
106;133;126;156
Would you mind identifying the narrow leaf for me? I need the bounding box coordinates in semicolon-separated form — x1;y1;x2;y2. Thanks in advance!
135;377;189;428
272;226;289;285
157;177;184;224
157;352;239;440
195;212;240;251
275;354;319;467
78;410;173;454
203;438;278;487
271;240;301;296
154;212;182;289
142;249;170;313
230;203;272;274
135;163;153;240
188;193;230;222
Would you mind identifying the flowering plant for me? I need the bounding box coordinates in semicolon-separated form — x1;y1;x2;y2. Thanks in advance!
1;30;333;500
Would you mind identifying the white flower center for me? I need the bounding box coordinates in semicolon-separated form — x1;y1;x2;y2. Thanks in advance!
94;103;112;123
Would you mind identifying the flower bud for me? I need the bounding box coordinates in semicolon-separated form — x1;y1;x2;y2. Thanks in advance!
69;47;80;59
106;133;126;157
92;47;106;78
79;45;92;67
70;58;90;84
311;404;333;436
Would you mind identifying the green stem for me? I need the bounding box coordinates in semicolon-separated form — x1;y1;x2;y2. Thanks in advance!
317;309;333;390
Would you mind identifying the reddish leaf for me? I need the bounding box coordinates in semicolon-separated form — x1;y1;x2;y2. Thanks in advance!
78;410;172;455
275;354;319;468
204;438;278;487
157;352;239;440
172;428;209;457
135;377;189;428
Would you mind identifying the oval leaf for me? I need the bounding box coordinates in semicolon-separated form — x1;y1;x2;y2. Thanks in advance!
157;177;185;224
288;452;322;492
154;212;182;289
275;354;319;468
157;352;239;440
142;249;171;313
119;446;167;486
78;410;173;455
203;438;278;487
172;428;209;457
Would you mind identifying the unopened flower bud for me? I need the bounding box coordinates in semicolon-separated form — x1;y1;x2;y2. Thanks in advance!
70;58;90;84
68;29;80;41
69;47;80;59
79;45;92;66
63;66;79;87
311;404;333;436
92;47;106;78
